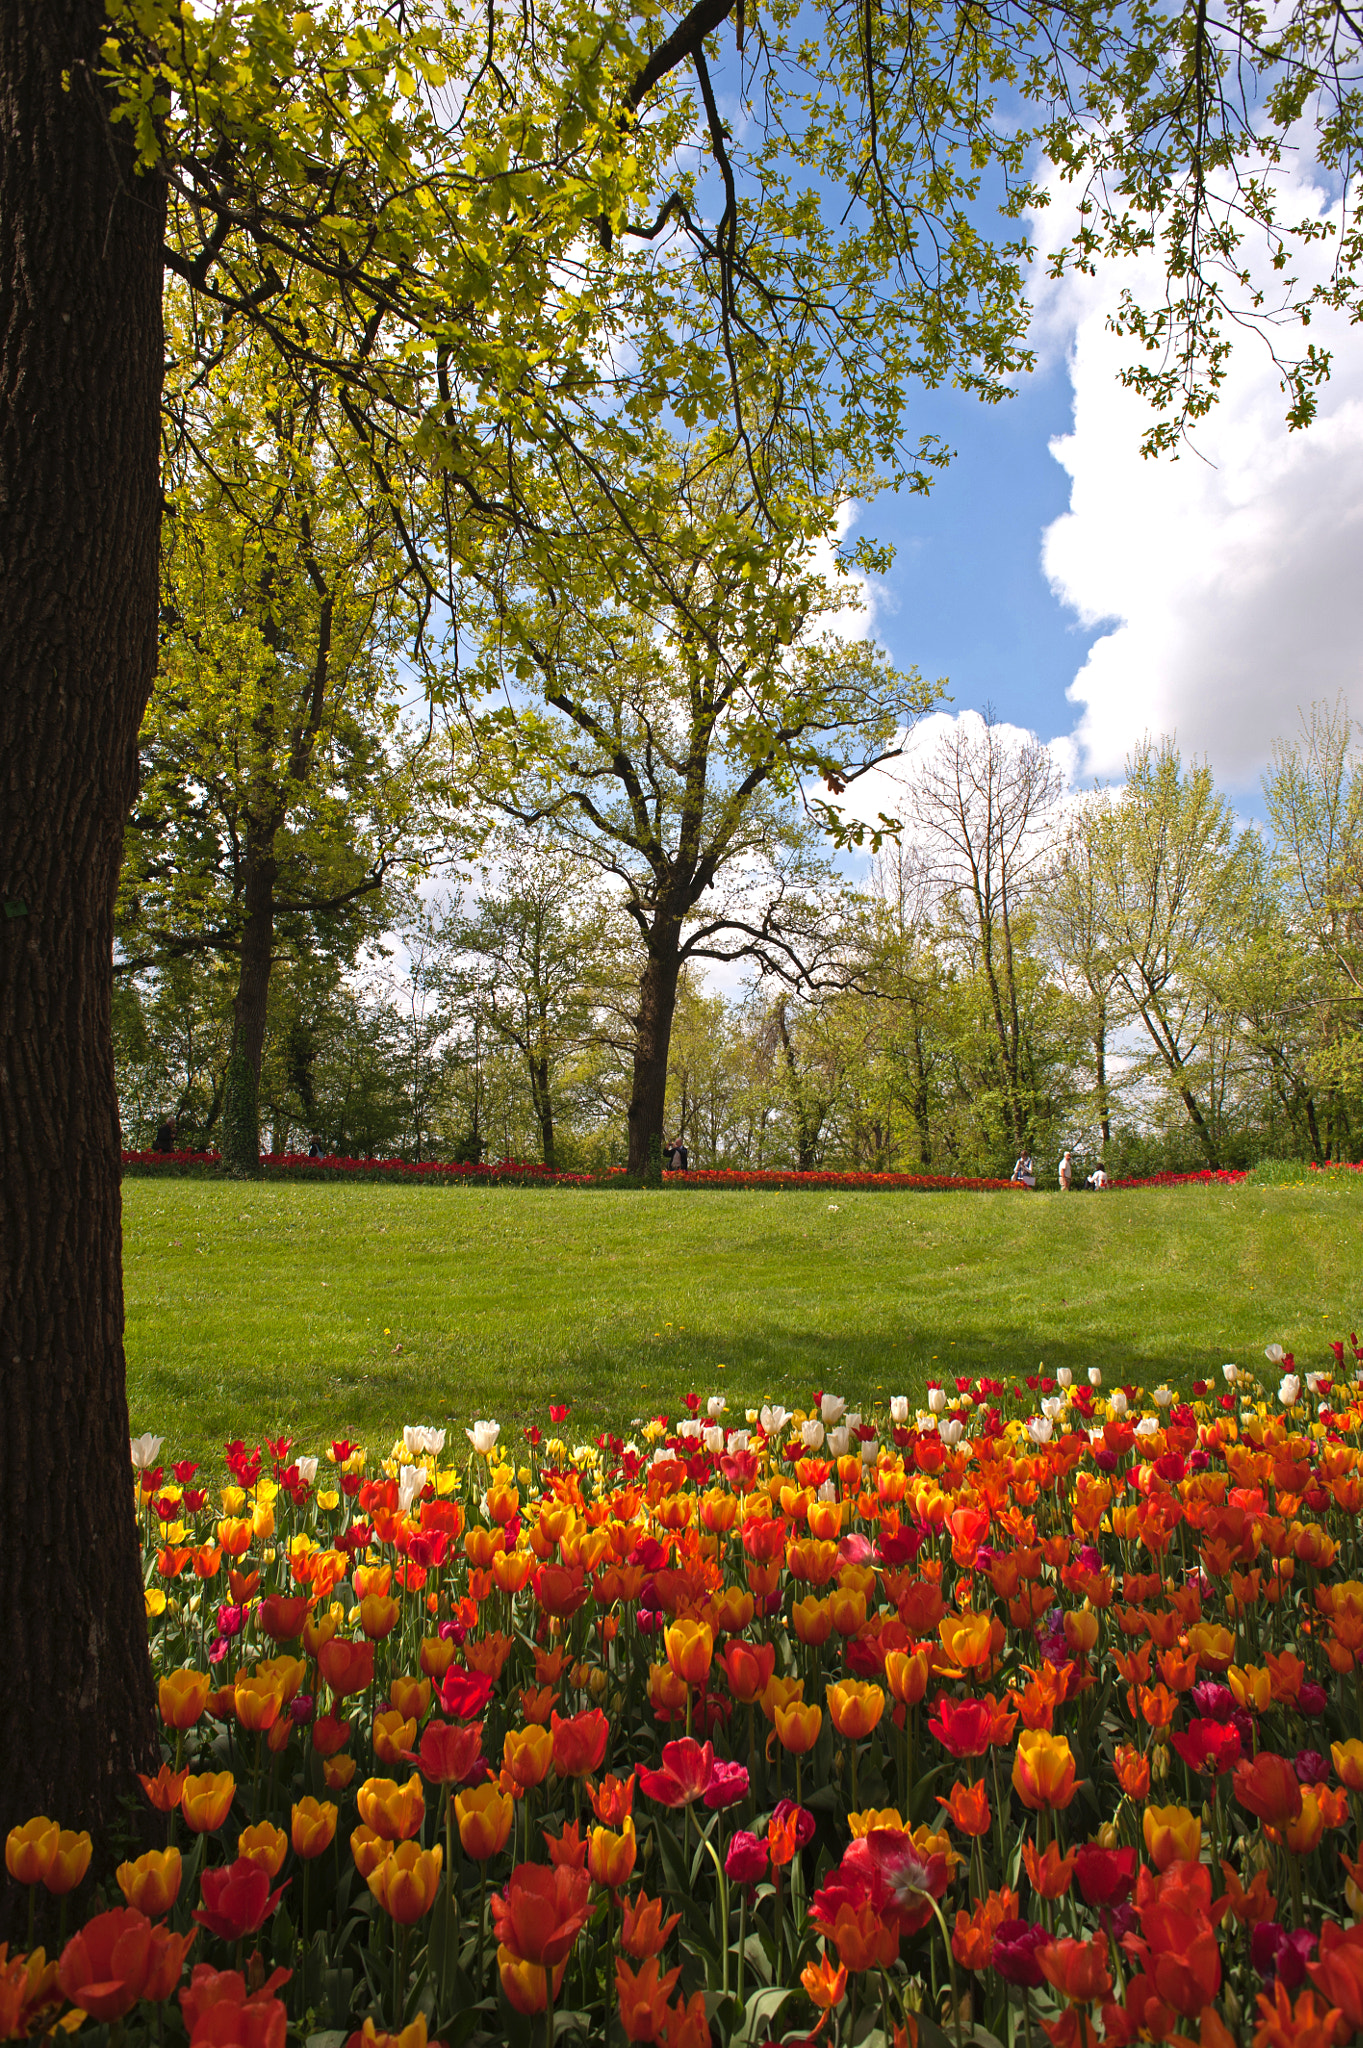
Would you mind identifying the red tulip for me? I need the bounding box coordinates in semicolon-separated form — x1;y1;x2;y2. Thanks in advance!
58;1909;157;2021
550;1708;609;1780
638;1739;716;1808
405;1719;484;1787
440;1668;495;1721
317;1639;375;1700
928;1697;995;1759
192;1859;287;1941
1233;1752;1303;1828
1073;1845;1137;1910
490;1863;592;1968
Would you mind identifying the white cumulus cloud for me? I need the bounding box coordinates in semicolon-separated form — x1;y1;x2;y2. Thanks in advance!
1035;167;1363;791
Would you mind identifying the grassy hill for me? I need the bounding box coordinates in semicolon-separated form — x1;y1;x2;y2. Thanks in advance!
120;1176;1363;1462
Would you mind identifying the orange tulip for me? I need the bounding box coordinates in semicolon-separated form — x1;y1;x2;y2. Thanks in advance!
1234;1752;1303;1828
1285;1787;1326;1856
368;1841;442;1923
159;1670;212;1729
664;1619;714;1688
419;1635;457;1681
1114;1744;1151;1800
826;1680;885;1741
802;1951;850;2010
317;1637;375;1699
357;1774;426;1843
884;1647;931;1707
233;1673;283;1733
1022;1837;1076;1898
41;1829;92;1896
503;1724;554;1790
774;1700;822;1753
351;1825;393;1879
620;1890;682;1959
550;1708;609;1780
389;1675;432;1721
1228;1664;1271;1713
937;1780;991;1837
1334;1740;1363;1793
498;1948;568;2017
116;1847;182;1917
939;1612;994;1671
373;1710;418;1768
456;1783;514;1861
324;1755;358;1791
1143;1804;1201;1870
491;1863;593;1967
360;1595;400;1641
1038;1932;1113;2003
5;1818;58;1886
792;1595;834;1646
291;1798;339;1859
1012;1730;1077;1811
615;1955;681;2042
237;1822;288;1877
588;1817;637;1891
181;1771;236;1833
718;1639;777;1704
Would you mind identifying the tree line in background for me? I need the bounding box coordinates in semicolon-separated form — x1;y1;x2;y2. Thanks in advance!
116;704;1363;1181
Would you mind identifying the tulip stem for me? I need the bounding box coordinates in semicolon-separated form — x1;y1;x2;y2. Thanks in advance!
478;1861;488;1993
394;1922;408;2030
736;1888;748;2010
926;1892;964;2048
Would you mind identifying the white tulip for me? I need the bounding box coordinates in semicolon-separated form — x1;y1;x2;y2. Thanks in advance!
398;1465;424;1512
1223;1363;1239;1383
928;1387;947;1415
1088;1368;1103;1387
827;1426;851;1459
465;1420;500;1454
702;1425;725;1454
1109;1390;1128;1417
130;1433;164;1470
820;1393;847;1426
404;1425;446;1456
1056;1368;1073;1389
802;1418;826;1450
707;1396;727;1419
1028;1416;1054;1445
1041;1396;1064;1423
761;1405;791;1437
861;1437;878;1463
1306;1372;1327;1394
939;1418;964;1446
890;1396;909;1424
1153;1386;1172;1408
920;1412;939;1433
1279;1373;1302;1407
677;1418;702;1441
296;1456;319;1485
1265;1344;1286;1365
818;1479;838;1502
1135;1416;1160;1437
727;1430;751;1455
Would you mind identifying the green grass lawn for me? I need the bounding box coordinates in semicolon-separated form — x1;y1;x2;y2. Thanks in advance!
120;1177;1363;1463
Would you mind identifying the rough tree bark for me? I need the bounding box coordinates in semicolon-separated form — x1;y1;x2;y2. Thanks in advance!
0;1;164;1919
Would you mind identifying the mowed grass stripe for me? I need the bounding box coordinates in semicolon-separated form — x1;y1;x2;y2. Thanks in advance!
120;1179;1363;1463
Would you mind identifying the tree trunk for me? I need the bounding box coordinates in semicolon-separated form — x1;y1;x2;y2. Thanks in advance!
1094;997;1112;1149
529;1052;555;1169
222;840;276;1175
626;933;682;1174
0;1;164;1921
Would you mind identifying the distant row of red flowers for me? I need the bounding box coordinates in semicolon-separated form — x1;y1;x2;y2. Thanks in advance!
120;1151;1330;1191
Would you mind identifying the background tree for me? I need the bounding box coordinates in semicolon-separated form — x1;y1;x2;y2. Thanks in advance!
905;713;1065;1154
117;327;454;1174
465;441;936;1173
1094;738;1255;1167
1042;806;1129;1151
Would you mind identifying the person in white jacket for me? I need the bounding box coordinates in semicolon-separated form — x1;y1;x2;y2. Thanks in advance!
1058;1150;1073;1191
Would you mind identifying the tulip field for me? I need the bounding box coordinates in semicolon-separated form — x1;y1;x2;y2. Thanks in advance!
11;1348;1363;2048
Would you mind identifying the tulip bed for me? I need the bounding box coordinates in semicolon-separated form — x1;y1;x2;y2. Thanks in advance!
12;1351;1363;2048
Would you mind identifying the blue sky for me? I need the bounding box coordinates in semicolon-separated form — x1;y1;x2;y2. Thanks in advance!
857;362;1106;750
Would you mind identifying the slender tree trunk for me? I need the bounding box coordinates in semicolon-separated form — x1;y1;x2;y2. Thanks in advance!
911;1017;932;1166
222;839;277;1175
1304;1093;1324;1165
529;1052;555;1169
0;1;163;1918
1094;995;1112;1149
626;932;682;1174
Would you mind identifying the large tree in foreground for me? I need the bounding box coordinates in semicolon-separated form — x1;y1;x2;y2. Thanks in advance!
5;0;1363;1883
